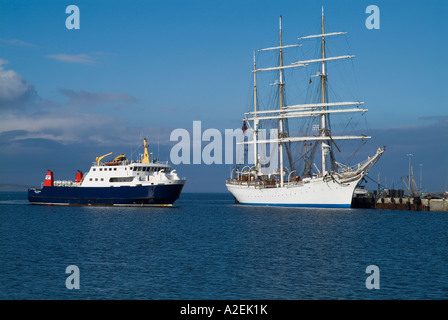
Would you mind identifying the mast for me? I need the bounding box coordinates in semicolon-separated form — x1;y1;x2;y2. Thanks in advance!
251;19;304;181
234;11;384;186
253;50;259;170
247;12;359;181
142;138;150;163
320;6;328;176
278;15;285;186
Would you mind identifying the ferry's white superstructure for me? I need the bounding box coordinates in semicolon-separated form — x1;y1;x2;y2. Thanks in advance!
226;10;383;208
80;160;182;188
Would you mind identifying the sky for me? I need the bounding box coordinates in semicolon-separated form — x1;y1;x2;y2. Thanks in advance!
0;0;447;193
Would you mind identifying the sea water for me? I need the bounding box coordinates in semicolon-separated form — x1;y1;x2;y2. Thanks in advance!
0;191;447;300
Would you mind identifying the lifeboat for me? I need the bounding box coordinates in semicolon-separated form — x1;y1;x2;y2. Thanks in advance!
105;154;127;166
105;161;121;166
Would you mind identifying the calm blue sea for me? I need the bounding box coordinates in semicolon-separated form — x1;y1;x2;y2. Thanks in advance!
0;191;447;300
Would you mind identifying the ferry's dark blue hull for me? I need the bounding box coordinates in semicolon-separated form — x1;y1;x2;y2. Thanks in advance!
28;184;184;206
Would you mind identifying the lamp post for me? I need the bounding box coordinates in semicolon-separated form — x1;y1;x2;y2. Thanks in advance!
419;163;423;192
407;154;413;196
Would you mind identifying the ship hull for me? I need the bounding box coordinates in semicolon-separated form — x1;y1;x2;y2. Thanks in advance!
226;177;361;208
28;183;185;206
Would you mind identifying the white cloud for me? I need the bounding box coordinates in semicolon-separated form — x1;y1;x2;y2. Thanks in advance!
0;38;35;47
0;111;174;147
46;53;96;65
0;59;175;148
1;112;125;144
59;88;138;109
0;58;36;108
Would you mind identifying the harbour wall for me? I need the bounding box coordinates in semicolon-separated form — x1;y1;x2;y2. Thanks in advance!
352;196;448;212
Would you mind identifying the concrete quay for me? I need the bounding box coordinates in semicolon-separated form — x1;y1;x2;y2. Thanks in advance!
352;195;448;212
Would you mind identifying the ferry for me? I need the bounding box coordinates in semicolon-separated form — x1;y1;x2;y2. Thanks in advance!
28;139;186;206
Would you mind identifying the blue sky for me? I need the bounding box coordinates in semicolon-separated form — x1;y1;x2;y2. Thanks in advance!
0;0;447;193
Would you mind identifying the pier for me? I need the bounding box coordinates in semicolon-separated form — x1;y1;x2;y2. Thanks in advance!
352;189;448;212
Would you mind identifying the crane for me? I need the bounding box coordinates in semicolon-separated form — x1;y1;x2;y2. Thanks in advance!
401;165;419;197
401;177;410;196
96;152;112;166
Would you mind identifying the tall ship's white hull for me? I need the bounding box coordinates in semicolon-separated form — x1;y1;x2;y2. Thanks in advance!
226;173;364;208
227;176;361;208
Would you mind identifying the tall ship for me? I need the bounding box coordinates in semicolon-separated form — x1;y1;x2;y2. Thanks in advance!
226;10;384;208
28;138;186;206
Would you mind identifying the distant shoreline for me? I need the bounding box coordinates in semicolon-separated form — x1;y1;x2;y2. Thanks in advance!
0;184;33;192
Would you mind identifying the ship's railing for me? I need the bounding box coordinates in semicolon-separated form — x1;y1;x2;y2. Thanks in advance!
41;181;78;188
227;171;318;189
335;146;384;176
92;160;170;166
53;180;77;187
